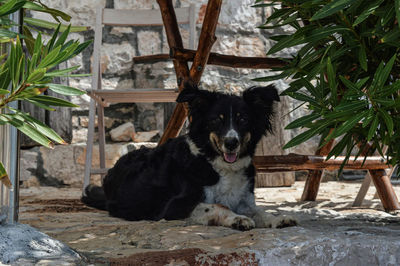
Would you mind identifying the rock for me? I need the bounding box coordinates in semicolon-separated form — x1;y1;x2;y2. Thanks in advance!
101;42;136;75
110;122;135;142
0;223;81;264
133;130;160;142
137;31;161;56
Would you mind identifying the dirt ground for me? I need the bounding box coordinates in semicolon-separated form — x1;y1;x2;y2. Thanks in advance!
18;180;400;265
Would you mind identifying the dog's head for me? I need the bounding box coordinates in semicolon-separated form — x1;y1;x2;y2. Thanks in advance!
177;83;279;163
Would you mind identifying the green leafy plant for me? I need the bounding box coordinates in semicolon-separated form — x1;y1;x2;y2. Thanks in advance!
0;0;91;187
254;0;400;168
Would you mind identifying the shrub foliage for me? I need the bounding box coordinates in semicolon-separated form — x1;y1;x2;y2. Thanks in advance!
254;0;400;166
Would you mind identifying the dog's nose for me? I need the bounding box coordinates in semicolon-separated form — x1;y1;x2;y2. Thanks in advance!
224;137;239;151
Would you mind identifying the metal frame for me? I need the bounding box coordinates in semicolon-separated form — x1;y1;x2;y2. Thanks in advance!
0;10;20;224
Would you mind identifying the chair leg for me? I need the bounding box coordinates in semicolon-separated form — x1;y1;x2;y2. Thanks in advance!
83;99;97;194
301;170;324;201
97;104;106;182
369;169;400;212
352;172;372;207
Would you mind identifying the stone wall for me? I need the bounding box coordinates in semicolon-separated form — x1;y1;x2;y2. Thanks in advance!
20;0;319;187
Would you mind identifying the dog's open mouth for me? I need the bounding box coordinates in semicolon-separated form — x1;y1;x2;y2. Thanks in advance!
223;152;238;163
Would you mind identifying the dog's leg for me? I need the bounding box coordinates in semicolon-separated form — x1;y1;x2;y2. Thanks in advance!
236;192;298;229
187;203;255;231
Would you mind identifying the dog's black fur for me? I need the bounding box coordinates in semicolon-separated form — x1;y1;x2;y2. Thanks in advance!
82;84;279;222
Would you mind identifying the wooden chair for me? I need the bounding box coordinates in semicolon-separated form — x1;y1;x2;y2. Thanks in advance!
82;5;197;191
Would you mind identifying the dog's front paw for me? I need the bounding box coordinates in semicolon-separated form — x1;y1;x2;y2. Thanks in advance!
270;215;298;229
228;215;255;231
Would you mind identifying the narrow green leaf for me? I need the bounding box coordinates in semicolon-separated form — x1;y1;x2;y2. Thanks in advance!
362;109;374;128
286;92;320;107
27;67;46;83
45;24;61;54
353;0;384;26
38;45;61;68
311;0;356;21
53;25;71;48
285;112;320;129
330;110;367;139
0;0;25;17
358;45;367;71
46;83;85;96
0;161;11;188
33;33;42;57
3;114;54;148
23;17;89;32
44;65;79;77
0;89;9;94
379;109;393;136
31;95;79;107
327;57;337;105
0;28;18;39
283;120;331;149
396;0;400;30
367;116;379;141
10;110;66;144
26;99;56;111
327;133;352;160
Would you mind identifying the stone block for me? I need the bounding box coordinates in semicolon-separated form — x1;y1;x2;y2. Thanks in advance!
114;0;158;9
110;122;135;142
137;31;161;56
218;0;263;32
101;42;136;75
133;130;160;143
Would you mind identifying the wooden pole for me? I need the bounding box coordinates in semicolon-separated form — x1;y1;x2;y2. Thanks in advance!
157;0;223;145
254;154;390;172
172;47;287;69
189;0;222;84
369;169;400;212
301;138;335;201
157;0;191;145
133;49;287;68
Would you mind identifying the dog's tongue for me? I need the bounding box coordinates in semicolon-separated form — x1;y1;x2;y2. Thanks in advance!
224;153;237;163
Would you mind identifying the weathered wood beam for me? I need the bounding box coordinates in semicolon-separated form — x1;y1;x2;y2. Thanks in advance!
133;54;170;64
254;154;390;172
158;0;223;145
133;49;287;68
157;0;191;145
132;49;288;68
172;47;287;69
301;138;335;201
189;0;222;84
369;169;400;212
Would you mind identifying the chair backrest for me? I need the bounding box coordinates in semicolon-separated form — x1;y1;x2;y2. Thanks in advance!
92;5;197;91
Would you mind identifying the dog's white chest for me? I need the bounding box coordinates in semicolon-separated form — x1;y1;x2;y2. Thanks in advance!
204;156;251;211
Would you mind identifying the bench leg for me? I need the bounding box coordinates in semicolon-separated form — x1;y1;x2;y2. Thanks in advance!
83;99;96;194
369;169;400;212
352;172;372;207
301;170;324;201
97;104;106;181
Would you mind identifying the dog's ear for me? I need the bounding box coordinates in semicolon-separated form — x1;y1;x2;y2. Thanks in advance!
243;85;280;110
176;83;212;110
176;82;200;104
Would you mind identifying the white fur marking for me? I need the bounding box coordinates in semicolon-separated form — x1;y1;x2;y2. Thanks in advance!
185;136;202;156
225;129;239;139
204;156;252;212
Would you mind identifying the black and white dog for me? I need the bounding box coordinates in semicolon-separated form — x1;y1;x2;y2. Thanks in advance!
82;84;297;230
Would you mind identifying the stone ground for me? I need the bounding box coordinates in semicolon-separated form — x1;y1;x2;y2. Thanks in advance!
14;181;400;265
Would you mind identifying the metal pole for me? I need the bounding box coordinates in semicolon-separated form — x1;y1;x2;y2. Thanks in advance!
7;10;21;223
